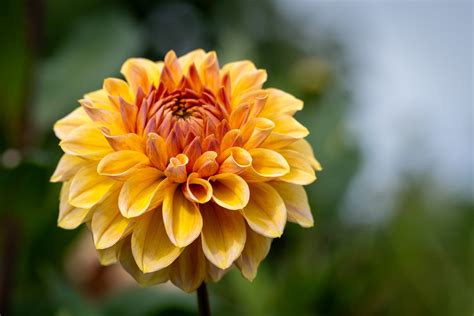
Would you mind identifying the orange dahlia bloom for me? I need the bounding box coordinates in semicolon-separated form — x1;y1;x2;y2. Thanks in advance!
51;50;321;292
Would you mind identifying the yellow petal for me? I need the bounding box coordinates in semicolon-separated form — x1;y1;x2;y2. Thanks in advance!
260;88;303;117
97;240;124;266
201;203;246;269
178;49;207;74
162;184;203;247
218;147;252;174
235;225;272;281
270;182;313;227
84;89;110;104
183;173;213;204
103;78;134;104
60;124;112;159
240;148;289;181
58;181;91;229
193;151;219;178
53;107;91;140
97;150;150;179
132;208;183;273
69;162;116;208
119;168;167;218
277;149;316;185
119;237;170;286
284;139;322;171
50;154;86;183
242;117;275;149
91;188;133;249
241;182;286;238
209;173;250;210
102;130;145;152
262;115;309;149
121;58;161;94
170;238;207;293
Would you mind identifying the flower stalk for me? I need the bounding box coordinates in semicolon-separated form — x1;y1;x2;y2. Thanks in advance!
197;282;211;316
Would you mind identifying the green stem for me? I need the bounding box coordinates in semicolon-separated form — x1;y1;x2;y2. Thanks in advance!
196;282;211;316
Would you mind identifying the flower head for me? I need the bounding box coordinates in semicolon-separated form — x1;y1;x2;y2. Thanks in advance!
51;50;321;292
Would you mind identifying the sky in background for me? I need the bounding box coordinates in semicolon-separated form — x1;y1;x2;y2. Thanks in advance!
277;0;473;223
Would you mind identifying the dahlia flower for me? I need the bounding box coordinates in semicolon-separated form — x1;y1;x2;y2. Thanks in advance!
51;50;321;292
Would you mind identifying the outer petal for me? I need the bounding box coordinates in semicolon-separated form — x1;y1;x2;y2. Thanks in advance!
162;184;203;247
201;203;246;269
97;240;124;266
277;149;316;185
241;182;287;238
259;88;303;117
68;162;115;209
50;154;86;183
58;181;91;229
284;139;322;171
119;237;170;286
91;188;133;249
170;239;207;293
270;182;314;227
60;124;112;159
209;173;250;210
53;107;91;140
236;225;272;281
121;58;161;94
119;168;168;218
262;115;309;149
97;150;150;179
132;209;183;273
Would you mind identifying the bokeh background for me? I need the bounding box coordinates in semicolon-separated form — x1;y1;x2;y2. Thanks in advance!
1;0;473;315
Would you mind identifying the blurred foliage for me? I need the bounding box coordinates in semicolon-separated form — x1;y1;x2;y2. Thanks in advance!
0;0;472;315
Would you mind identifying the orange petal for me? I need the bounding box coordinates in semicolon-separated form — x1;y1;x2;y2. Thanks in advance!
241;182;286;238
119;168;168;218
91;188;134;249
132;209;183;273
146;132;168;170
51;154;86;183
270;182;314;227
277;149;316;185
119;237;170;286
183;173;213;204
69;163;116;209
209;173;250;210
235;225;272;281
58;181;91;229
164;154;189;183
162;184;203;247
201;203;246;269
97;150;150;180
170;238;207;293
193;151;219;178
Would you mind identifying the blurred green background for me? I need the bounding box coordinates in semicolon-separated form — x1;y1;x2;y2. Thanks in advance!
0;0;472;315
